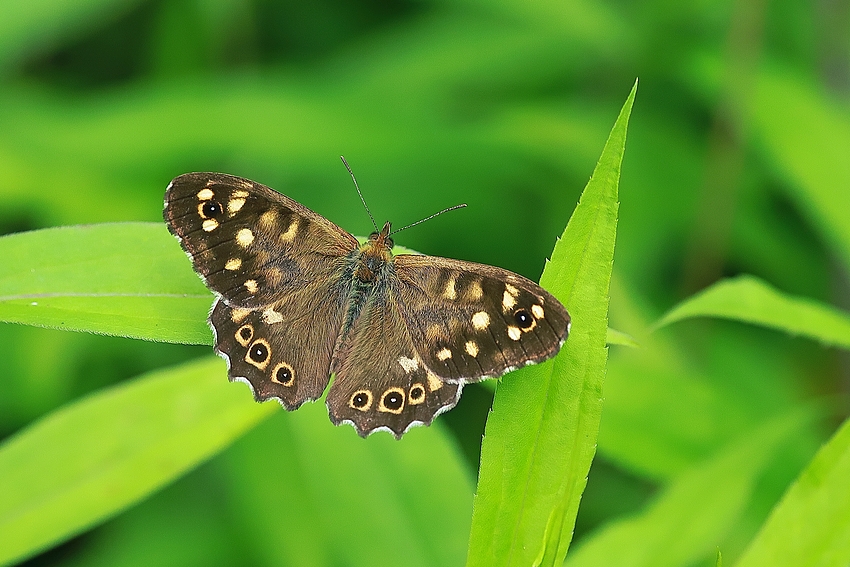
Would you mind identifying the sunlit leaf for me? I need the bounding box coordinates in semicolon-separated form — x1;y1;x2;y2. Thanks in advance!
606;327;639;348
0;223;212;344
653;275;850;351
735;415;850;567
0;357;275;567
564;410;810;567
466;80;634;567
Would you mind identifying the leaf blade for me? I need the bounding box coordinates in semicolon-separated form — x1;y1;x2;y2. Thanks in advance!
735;415;850;567
653;275;850;351
0;356;275;566
466;80;635;567
0;223;212;344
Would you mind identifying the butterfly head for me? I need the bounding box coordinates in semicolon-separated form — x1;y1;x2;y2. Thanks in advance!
366;221;395;252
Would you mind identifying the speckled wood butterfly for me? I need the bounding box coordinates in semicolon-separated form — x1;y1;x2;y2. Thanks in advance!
163;169;570;438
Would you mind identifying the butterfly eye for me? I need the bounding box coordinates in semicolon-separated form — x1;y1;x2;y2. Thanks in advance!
201;200;223;218
514;309;534;329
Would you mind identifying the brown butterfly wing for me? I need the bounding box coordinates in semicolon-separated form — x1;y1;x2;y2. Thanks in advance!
164;172;358;308
393;254;570;383
164;172;359;408
327;291;463;438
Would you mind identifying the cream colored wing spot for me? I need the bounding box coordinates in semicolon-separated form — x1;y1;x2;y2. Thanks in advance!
465;340;479;357
471;311;490;330
197;188;214;200
505;283;519;296
502;290;517;312
280;218;299;242
235;324;254;346
236;228;254;248
224;258;242;271
443;275;457;300
466;279;484;302
271;362;295;386
227;198;246;215
398;356;419;373
427;372;443;392
531;304;545;319
437;348;453;361
202;219;219;232
349;390;373;411
507;326;522;341
230;308;251;323
409;383;426;405
259;209;278;229
232;189;249;199
261;308;284;324
245;338;271;370
244;279;259;294
378;388;405;414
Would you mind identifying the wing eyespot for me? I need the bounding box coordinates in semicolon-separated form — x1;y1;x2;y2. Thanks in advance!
235;324;254;346
349;390;373;411
271;362;295;386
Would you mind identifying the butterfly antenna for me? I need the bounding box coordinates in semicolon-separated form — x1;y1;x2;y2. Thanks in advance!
389;203;467;236
340;156;378;232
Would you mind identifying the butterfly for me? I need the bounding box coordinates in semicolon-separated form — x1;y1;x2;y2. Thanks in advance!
163;169;570;438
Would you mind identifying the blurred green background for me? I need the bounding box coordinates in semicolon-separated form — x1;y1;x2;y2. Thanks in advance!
1;0;848;565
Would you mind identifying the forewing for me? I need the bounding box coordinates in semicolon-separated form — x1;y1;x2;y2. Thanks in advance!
163;172;358;308
327;293;462;438
393;254;570;382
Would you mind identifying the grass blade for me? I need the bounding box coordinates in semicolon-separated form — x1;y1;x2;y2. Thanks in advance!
735;415;850;567
0;223;212;345
466;80;635;567
0;356;275;566
653;275;850;350
564;410;810;567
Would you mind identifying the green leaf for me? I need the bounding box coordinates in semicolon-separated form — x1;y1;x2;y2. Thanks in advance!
735;415;850;567
606;327;639;348
0;223;213;345
466;80;634;567
0;356;276;567
0;224;425;346
653;275;850;351
563;410;810;567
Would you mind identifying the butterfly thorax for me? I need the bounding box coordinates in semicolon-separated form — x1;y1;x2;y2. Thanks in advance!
354;221;395;283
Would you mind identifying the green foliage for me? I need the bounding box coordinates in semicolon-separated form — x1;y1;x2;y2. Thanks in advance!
467;82;632;567
1;0;849;566
655;275;850;350
736;415;850;567
0;357;275;566
0;223;212;344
